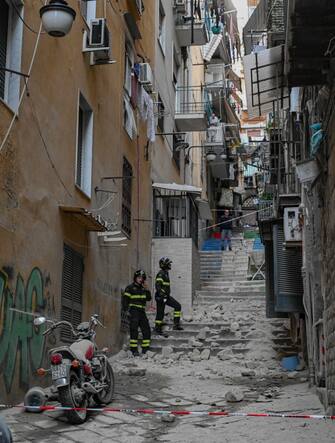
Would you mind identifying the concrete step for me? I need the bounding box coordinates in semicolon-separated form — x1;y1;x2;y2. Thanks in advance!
150;337;253;348
149;345;250;355
150;336;293;348
145;319;255;330
196;297;266;305
201;281;265;287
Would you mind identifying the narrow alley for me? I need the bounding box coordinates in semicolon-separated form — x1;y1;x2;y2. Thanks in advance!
1;0;335;441
1;236;333;442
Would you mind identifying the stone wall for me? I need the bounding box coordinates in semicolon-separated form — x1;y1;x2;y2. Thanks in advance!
151;238;200;318
321;107;335;413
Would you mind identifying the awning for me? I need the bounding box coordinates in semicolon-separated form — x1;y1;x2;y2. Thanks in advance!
243;45;289;118
59;206;108;232
152;183;202;194
195;198;213;221
203;34;223;63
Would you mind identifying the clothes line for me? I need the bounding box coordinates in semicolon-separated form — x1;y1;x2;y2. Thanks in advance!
199;205;274;231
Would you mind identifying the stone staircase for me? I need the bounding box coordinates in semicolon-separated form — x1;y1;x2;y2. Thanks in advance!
149;235;296;357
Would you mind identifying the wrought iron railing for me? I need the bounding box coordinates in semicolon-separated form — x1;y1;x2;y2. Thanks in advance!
257;199;274;221
175;86;212;118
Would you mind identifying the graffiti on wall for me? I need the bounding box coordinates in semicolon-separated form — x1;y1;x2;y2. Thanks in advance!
0;267;48;393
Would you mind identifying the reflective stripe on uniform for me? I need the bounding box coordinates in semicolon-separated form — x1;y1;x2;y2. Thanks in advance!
162;282;170;286
142;339;151;348
155;320;162;324
129;304;145;309
124;292;132;298
130;339;138;348
156;278;164;283
174;311;181;318
129;295;147;299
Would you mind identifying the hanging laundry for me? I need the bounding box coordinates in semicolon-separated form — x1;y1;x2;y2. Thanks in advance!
139;86;155;143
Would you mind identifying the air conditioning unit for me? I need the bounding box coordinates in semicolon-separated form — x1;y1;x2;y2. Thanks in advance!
89;18;109;47
139;63;153;93
175;0;187;13
284;207;302;243
83;18;112;64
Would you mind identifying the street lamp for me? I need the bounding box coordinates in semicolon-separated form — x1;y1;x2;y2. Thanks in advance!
206;151;217;162
40;0;76;37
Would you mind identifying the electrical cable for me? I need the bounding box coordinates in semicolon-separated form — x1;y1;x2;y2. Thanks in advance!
0;11;44;155
8;0;45;35
27;92;73;198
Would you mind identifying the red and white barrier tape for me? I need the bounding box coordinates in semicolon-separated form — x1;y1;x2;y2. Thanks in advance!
1;404;335;420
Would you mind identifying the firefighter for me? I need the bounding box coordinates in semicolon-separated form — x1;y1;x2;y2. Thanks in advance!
154;256;183;335
124;270;151;356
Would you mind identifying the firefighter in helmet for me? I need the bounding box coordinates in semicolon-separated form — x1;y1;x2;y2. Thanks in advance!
123;270;151;356
154;257;183;335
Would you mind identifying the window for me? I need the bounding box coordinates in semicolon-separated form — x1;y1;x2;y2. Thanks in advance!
158;1;166;54
80;0;96;25
61;244;84;342
172;46;180;89
153;189;198;247
157;94;165;133
122;157;133;237
124;44;134;96
76;93;93;197
0;0;24;111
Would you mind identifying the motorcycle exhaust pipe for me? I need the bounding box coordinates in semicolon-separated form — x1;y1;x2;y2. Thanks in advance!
82;382;99;394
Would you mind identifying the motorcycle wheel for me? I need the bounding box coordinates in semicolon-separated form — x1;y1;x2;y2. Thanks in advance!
93;361;115;405
58;370;88;424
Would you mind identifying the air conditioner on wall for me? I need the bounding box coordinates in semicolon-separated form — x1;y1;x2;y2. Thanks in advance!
139;63;153;93
283;207;302;243
83;18;114;64
175;0;187;13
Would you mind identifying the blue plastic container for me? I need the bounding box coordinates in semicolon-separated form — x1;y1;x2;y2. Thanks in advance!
281;355;299;371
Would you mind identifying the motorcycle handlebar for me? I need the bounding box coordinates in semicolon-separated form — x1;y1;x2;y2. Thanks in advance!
43;320;78;337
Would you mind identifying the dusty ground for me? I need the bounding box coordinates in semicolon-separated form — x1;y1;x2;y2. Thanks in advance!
1;345;335;442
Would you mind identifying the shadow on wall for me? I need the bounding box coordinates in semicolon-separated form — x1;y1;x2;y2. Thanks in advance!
0;267;50;401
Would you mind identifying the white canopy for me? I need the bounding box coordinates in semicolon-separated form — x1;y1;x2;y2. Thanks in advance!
152;183;202;194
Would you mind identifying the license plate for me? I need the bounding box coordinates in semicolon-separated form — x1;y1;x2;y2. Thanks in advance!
51;363;67;380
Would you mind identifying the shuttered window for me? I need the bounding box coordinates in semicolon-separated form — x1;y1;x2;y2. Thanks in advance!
76;93;93;197
273;224;303;313
61;244;84;342
0;0;9;100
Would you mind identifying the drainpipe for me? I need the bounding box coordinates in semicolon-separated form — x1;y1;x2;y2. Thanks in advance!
191;0;194;44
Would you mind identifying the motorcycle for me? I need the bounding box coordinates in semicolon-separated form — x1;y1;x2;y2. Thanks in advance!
34;314;114;424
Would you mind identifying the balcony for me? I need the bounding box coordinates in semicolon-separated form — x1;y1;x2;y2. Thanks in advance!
175;86;210;132
205;123;225;147
175;1;210;47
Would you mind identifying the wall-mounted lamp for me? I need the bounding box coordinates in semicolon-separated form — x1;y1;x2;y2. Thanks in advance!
40;0;76;37
206;151;217;162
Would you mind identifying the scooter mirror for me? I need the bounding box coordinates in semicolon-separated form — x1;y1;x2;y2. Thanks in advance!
34;316;46;326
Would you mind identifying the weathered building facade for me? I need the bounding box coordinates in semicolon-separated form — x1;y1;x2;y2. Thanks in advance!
243;0;335;414
0;0;156;401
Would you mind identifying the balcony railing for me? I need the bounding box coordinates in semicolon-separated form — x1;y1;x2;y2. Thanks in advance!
205;123;225;146
175;86;211;132
175;0;210;46
257;199;274;222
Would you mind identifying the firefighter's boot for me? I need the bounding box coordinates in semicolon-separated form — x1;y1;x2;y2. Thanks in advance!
173;317;184;331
